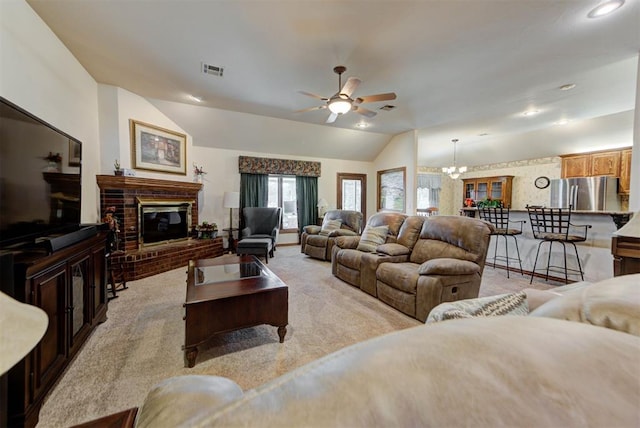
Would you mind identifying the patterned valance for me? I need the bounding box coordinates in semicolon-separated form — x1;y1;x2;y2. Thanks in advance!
238;156;321;177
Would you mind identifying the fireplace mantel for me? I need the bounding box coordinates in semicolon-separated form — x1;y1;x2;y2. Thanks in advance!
96;174;222;281
96;175;202;192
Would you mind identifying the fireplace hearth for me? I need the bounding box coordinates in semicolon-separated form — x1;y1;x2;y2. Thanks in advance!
97;175;223;281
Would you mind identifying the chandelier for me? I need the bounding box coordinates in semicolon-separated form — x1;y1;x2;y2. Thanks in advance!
442;138;467;179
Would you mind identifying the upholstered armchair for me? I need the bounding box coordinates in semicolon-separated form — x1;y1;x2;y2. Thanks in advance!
332;212;424;296
241;207;282;250
301;210;363;261
375;215;494;322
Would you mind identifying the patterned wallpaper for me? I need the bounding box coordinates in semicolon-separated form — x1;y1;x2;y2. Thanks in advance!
419;157;561;215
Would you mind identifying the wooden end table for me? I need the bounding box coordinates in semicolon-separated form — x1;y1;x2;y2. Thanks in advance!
183;255;288;368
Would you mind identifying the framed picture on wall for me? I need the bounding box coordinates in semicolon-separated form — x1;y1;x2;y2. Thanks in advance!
68;139;81;166
130;119;187;175
377;167;406;212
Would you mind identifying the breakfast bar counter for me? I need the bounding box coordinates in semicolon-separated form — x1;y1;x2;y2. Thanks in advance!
463;208;634;283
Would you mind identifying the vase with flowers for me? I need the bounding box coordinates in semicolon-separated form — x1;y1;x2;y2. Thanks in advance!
44;152;62;172
193;163;206;183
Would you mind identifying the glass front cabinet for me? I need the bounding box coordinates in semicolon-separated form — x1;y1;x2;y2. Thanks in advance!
462;175;514;208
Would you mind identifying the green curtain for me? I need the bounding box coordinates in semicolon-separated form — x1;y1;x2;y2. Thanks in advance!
240;173;268;229
296;176;318;234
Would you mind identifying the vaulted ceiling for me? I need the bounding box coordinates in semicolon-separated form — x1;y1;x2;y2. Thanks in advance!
27;0;639;166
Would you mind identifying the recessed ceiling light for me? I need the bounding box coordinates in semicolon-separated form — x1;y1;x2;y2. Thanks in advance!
355;122;369;129
522;109;539;117
559;83;576;91
588;0;625;18
188;95;203;102
555;119;570;126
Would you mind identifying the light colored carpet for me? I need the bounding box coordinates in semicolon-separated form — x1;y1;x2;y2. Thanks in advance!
36;246;554;427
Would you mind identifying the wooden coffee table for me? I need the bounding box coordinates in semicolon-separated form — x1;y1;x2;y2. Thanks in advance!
183;254;288;368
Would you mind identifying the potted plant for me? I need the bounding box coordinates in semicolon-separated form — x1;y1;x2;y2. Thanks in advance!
196;221;218;239
476;197;502;208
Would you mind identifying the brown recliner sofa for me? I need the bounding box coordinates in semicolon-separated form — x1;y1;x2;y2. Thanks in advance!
332;215;494;322
331;212;423;296
301;209;363;261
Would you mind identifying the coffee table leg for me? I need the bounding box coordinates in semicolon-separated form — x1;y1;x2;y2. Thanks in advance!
184;346;198;368
277;325;287;343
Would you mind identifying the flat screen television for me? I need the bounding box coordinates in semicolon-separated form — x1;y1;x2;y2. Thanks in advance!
0;97;82;249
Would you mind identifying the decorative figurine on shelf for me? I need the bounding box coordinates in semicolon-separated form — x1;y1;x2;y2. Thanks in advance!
196;221;218;239
102;206;120;253
114;159;123;176
44;152;62;172
193;163;207;183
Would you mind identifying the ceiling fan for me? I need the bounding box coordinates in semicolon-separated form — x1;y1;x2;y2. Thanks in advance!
295;65;397;124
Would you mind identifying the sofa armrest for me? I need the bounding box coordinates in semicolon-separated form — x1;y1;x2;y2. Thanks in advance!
334;235;360;249
329;229;357;237
303;225;321;235
418;258;480;276
376;243;411;257
135;375;243;428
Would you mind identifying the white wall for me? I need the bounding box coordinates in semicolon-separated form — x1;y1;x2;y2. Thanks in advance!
1;0;100;222
630;53;640;212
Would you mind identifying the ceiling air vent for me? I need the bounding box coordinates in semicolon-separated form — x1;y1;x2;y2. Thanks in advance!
380;105;396;111
202;63;224;77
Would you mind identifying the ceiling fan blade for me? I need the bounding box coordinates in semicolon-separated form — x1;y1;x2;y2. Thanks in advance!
355;92;397;104
294;105;327;114
326;112;338;123
299;91;329;101
353;106;377;118
340;77;361;98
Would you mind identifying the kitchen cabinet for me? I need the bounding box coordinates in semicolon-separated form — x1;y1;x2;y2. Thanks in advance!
462;176;513;208
619;149;632;195
6;233;108;428
560;148;630;187
591;151;620;177
561;154;591;178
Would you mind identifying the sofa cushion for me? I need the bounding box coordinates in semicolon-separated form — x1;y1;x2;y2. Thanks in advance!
529;274;640;336
417;258;480;276
426;291;528;323
357;225;389;252
319;219;342;236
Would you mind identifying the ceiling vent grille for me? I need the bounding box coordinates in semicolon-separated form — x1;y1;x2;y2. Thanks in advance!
380;105;396;111
202;63;224;77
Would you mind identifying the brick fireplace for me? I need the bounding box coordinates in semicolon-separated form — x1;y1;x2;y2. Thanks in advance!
96;175;223;281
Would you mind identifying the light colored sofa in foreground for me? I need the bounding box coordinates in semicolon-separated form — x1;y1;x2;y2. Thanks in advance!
133;275;640;428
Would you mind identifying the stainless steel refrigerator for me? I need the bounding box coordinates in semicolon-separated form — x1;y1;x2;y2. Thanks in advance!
550;176;621;211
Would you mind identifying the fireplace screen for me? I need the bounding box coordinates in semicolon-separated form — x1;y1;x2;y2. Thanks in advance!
139;202;192;246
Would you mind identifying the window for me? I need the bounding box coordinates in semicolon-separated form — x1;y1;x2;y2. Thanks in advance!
416;173;441;216
337;173;366;220
268;175;297;230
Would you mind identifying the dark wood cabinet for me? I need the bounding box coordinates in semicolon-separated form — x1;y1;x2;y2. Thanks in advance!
5;233;108;428
462;176;513;208
612;235;640;276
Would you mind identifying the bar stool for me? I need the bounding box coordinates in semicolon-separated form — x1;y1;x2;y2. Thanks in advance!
478;207;525;278
526;205;591;284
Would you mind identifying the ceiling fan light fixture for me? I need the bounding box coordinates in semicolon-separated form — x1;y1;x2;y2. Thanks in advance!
328;98;352;115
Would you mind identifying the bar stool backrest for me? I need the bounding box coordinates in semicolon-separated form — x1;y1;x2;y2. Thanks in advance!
478;207;510;231
527;205;576;240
